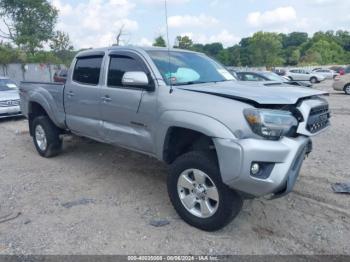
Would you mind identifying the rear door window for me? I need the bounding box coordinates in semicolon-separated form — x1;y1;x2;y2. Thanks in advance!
243;73;264;81
73;56;103;85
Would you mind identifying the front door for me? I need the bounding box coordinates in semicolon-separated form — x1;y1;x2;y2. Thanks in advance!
64;55;104;140
100;52;156;154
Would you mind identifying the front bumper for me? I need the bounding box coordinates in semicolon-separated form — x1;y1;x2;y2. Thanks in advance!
0;106;22;119
214;136;311;198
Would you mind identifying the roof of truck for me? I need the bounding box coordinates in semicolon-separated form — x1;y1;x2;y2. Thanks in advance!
76;46;198;58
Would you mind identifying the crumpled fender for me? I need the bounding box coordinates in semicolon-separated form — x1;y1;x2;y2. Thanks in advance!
155;110;236;160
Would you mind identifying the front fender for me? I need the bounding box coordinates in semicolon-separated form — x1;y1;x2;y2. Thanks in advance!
155;110;236;160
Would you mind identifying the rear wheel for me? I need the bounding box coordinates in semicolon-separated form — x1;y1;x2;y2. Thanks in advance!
32;116;62;157
167;151;243;231
344;84;350;95
310;77;317;84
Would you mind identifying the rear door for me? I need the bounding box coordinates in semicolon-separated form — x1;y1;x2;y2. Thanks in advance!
99;51;156;153
64;53;105;140
289;70;301;80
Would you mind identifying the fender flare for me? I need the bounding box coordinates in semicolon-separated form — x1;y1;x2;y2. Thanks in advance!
155;110;236;160
27;91;60;128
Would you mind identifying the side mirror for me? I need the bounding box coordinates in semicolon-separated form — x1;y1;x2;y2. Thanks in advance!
122;71;154;91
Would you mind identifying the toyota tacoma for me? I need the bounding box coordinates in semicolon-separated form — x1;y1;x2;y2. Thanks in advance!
19;47;330;231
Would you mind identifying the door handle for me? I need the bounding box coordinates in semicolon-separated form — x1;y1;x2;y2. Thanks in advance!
102;95;112;102
67;90;75;98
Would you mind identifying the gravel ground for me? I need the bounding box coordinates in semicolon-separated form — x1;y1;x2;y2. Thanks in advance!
0;80;349;255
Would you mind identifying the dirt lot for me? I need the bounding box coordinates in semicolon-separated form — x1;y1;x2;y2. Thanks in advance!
0;80;350;255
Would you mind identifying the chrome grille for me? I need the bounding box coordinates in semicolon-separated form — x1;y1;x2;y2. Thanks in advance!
306;104;330;133
0;99;20;107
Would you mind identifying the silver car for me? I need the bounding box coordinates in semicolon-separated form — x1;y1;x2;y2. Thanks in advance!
313;69;339;79
0;77;21;118
333;74;350;94
286;69;326;83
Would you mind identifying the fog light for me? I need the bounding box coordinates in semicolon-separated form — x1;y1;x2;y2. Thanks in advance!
251;163;260;176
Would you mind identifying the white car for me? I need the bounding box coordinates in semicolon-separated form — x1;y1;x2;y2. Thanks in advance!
286;69;326;83
0;77;21;119
313;69;339;79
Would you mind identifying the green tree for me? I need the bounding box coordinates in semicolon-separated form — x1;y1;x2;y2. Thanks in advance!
27;51;61;64
238;37;252;66
174;35;193;50
0;42;27;75
50;31;75;66
0;0;58;53
191;43;204;53
289;48;301;65
153;36;166;47
282;32;308;48
203;42;223;58
50;31;73;52
217;49;231;65
335;30;350;51
226;45;241;66
247;32;284;67
304;39;345;64
300;50;322;65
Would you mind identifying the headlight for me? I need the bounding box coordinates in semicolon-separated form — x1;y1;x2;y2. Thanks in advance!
244;108;298;140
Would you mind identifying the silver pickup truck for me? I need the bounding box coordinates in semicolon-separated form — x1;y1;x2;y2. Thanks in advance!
20;46;330;231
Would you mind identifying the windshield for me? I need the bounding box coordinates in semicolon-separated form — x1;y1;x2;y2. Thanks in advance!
0;79;17;91
261;72;285;82
147;50;236;86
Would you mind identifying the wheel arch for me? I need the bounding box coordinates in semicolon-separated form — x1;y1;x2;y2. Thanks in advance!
27;99;58;136
156;111;236;164
344;83;350;94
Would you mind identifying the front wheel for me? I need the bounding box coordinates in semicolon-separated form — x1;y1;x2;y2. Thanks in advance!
344;84;350;95
167;151;243;231
32;116;62;158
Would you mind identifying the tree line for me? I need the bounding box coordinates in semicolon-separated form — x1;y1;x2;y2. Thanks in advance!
1;0;349;68
154;31;350;67
0;0;75;67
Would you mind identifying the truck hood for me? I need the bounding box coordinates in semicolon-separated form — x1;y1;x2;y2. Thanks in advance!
177;81;328;105
0;90;20;101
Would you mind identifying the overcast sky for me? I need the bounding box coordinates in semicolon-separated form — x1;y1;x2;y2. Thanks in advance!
51;0;350;49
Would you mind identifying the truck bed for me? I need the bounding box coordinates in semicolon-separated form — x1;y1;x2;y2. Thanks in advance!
19;81;67;129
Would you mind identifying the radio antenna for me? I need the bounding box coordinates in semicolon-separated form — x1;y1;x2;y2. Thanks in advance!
164;0;173;94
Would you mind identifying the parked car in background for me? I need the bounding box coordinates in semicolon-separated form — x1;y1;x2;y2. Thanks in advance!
329;66;350;76
345;66;350;74
329;66;344;75
313;69;339;79
0;77;21;119
333;74;350;95
286;69;325;83
272;68;286;76
236;71;313;88
53;69;68;83
226;68;238;79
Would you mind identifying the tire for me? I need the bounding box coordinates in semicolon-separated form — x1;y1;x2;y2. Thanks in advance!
288;76;293;81
344;84;350;95
167;151;243;231
32;116;62;158
310;77;317;84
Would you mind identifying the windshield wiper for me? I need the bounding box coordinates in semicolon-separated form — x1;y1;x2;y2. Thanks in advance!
172;80;229;86
172;81;208;86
